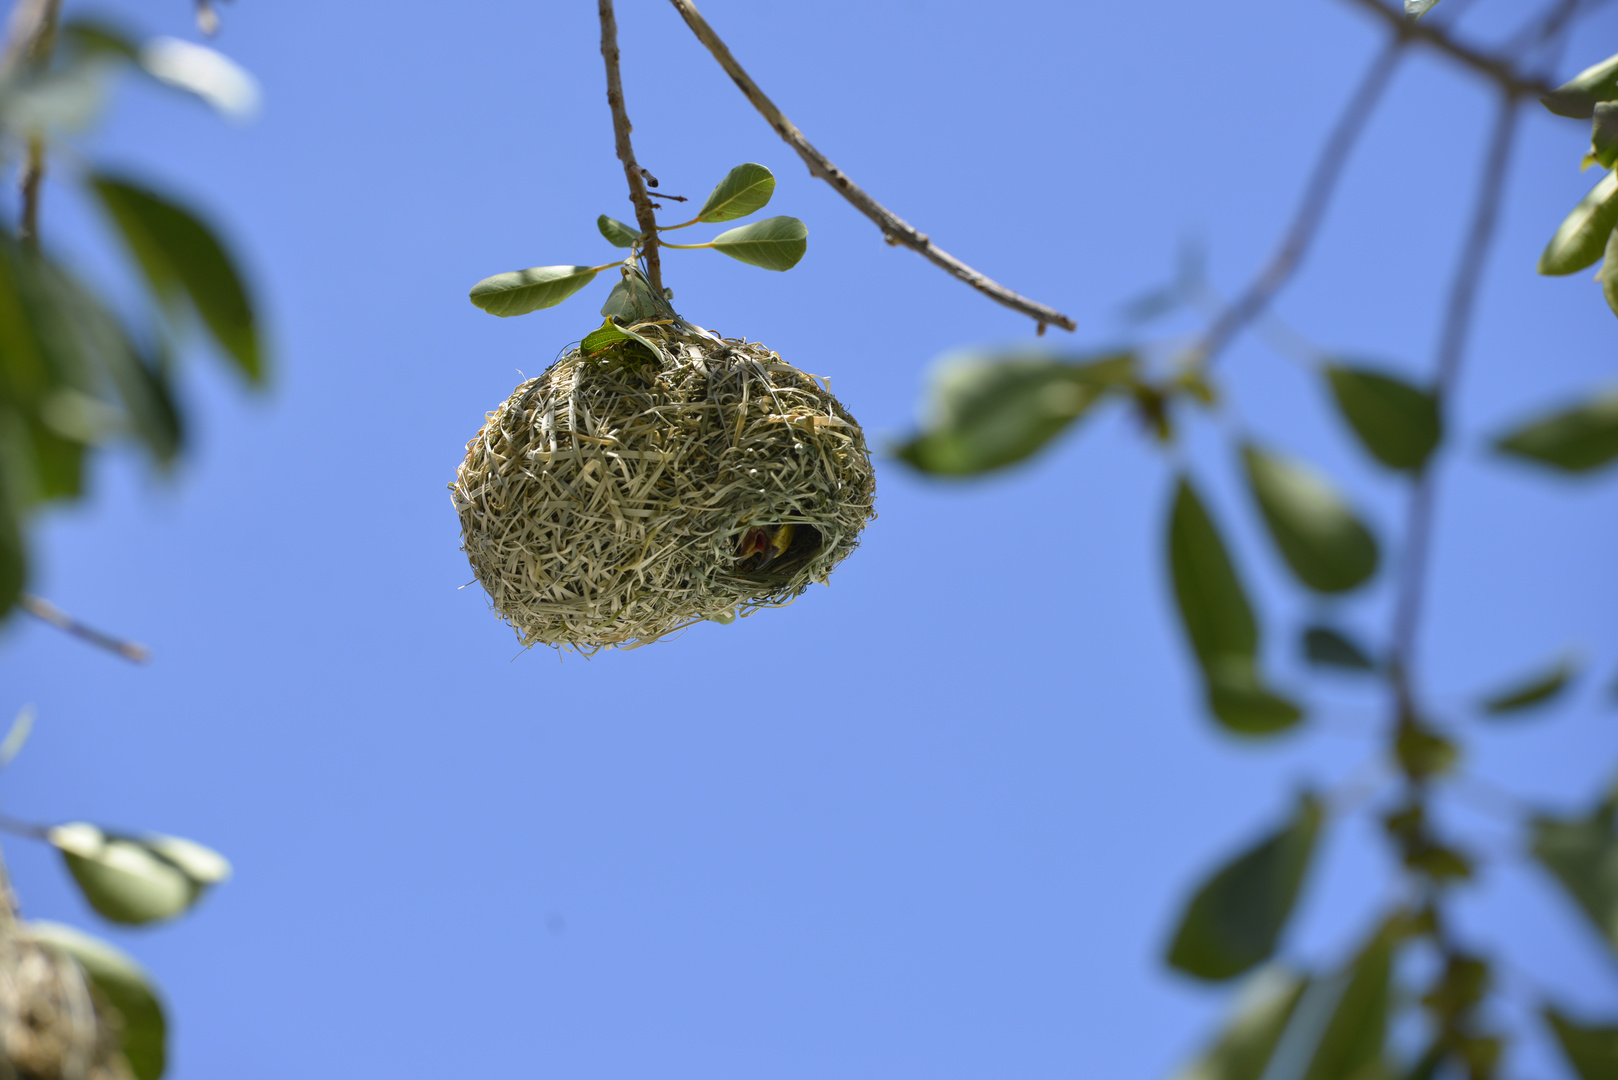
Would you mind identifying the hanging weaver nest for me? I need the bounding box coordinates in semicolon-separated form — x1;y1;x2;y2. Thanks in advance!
451;318;876;651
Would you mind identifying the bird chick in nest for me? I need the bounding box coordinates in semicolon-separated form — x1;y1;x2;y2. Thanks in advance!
735;524;796;571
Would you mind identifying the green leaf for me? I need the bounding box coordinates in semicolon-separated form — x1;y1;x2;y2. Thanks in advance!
1404;0;1441;17
58;16;141;62
0;460;23;613
0;703;34;768
597;215;641;248
1541;171;1618;275
1531;796;1618;953
599;266;676;323
1242;444;1379;593
1480;656;1578;716
581;317;633;353
1171;969;1311;1080
1543;51;1618;119
1324;365;1441;472
1267;916;1401;1080
709;215;807;271
1168;476;1257;672
1601;228;1618;320
697;163;776;223
1206;672;1305;736
1494;387;1618;473
469;265;598;318
1395;725;1458;780
1542;1005;1618;1080
1593;104;1618;171
1168;793;1323;981
49;822;228;925
1302;626;1376;672
89;174;263;383
28;920;167;1080
894;350;1134;475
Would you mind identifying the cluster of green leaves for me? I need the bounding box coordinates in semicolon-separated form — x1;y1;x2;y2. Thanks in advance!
1539;51;1618;328
467;162;807;320
0;18;257;1080
0;707;229;1080
0;17;266;617
893;317;1617;1076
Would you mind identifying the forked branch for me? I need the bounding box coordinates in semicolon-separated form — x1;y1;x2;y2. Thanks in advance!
666;0;1076;333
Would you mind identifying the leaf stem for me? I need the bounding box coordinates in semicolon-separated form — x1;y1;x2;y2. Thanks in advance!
599;0;665;294
664;0;1076;333
19;595;150;664
658;240;715;250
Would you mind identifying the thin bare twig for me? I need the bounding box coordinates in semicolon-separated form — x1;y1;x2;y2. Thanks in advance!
1336;0;1555;97
1389;95;1519;681
3;0;63;248
1195;37;1407;366
665;0;1076;333
19;595;151;664
599;0;665;294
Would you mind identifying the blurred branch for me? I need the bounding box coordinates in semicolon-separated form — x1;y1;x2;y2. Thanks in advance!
19;595;151;664
1336;0;1555;96
1194;38;1407;366
2;0;62;248
1389;94;1520;680
665;0;1077;333
599;0;665;293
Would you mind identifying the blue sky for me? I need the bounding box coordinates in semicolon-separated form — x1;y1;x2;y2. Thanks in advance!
1;0;1614;1077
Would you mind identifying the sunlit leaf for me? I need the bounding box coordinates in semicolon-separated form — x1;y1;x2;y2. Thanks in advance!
1168;793;1322;981
1593;104;1618;171
599;266;675;322
697;162;776;223
1405;0;1441;16
1324;365;1441;472
0;703;34;769
1543;51;1618;119
90;174;263;383
1531;791;1618;954
581;317;633;353
469;264;597;317
1494;387;1618;473
139;37;259;120
1540;171;1618;275
1542;1005;1618;1080
709;215;807;271
895;350;1133;475
1302;626;1376;672
1242;444;1379;593
1480;656;1578;716
48;822;228;925
597;215;641;248
28;920;167;1080
1171;969;1310;1080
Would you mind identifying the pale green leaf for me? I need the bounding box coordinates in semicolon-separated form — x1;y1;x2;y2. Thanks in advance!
1404;0;1441;17
894;350;1134;475
597;215;641;248
1543;51;1618;119
1242;444;1379;593
1540;170;1618;275
710;215;807;271
1171;969;1310;1080
697;162;776;223
469;265;597;317
1593;104;1618;171
49;822;226;924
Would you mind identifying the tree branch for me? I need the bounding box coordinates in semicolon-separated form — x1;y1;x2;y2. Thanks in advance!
599;0;664;294
665;0;1076;333
3;0;63;248
1336;0;1555;97
1388;94;1519;681
19;595;151;664
1195;37;1407;366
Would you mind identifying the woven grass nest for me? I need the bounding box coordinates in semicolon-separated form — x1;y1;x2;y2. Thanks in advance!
451;317;876;651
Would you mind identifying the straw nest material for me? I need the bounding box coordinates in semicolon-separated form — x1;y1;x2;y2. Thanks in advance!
451;319;876;651
0;923;128;1080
